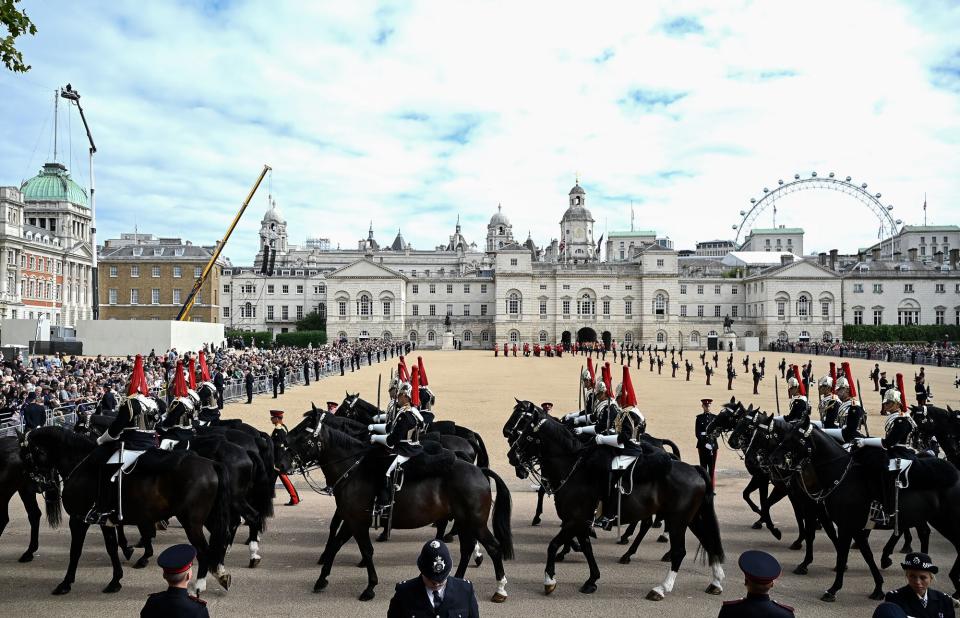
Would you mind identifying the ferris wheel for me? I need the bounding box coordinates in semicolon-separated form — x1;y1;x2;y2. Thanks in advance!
732;172;903;257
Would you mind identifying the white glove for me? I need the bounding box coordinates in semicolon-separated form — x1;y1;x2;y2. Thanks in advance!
596;434;620;446
579;426;597;436
859;437;883;448
369;423;387;434
96;431;113;445
573;427;584;435
372;414;386;423
370;434;388;446
573;416;590;426
705;444;713;451
562;412;578;421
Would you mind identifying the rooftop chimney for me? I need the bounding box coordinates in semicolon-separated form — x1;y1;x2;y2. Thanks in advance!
950;248;959;269
829;249;838;271
908;247;918;262
871;247;881;262
818;252;827;266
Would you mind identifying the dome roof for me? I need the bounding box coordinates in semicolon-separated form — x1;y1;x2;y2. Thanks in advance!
489;204;510;227
263;201;285;224
20;162;88;207
569;182;585;196
561;204;594;223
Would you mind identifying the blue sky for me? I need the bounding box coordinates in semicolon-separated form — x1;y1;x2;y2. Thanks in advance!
2;1;959;263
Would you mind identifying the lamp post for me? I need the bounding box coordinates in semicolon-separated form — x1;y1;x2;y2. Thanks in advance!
59;84;98;320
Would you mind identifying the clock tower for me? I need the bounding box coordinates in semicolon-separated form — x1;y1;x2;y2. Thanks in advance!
559;180;596;262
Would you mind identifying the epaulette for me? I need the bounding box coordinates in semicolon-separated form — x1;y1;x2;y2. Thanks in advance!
189;594;207;606
772;599;793;611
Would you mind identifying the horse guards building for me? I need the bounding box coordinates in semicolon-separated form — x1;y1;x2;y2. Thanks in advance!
222;181;960;350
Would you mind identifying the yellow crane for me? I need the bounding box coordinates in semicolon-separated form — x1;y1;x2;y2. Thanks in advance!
177;165;271;321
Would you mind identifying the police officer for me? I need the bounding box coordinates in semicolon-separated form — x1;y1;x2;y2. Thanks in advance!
695;399;718;491
213;366;224;410
882;552;955;618
387;539;480;618
718;550;794;617
140;544;208;618
244;367;254;404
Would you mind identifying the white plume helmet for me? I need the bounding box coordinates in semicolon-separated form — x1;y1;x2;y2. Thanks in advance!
818;375;833;388
581;368;591;383
388;377;401;391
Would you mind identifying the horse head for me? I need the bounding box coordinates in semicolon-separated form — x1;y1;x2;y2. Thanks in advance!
503;399;538;439
196;382;218;408
766;416;815;473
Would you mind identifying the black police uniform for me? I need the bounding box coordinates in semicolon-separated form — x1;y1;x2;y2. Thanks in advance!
883;585;955;618
141;587;208;618
387;576;479;618
718;592;794;617
244;371;254;404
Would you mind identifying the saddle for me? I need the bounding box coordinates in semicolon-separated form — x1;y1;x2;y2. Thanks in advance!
400;441;456;482
900;456;959;491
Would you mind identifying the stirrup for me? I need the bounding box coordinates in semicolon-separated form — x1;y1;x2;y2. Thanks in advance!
595;516;618;532
868;501;892;527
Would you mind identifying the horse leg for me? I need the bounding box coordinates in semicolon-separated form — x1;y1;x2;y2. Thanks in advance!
544;525;574;595
854;529;885;600
133;523;154;569
475;523;507;602
576;531;600;594
762;483;783;540
532;487;545;526
617;520;638;545
435;518;448;540
100;526;124;593
619;519;653;564
899;528;914;554
354;529;379;601
53;516;89;595
742;477;763;526
443;519;459;543
880;531;901;570
917;523;931;554
319;512;343;565
647;521;686;601
454;534;475;578
314;522;352;592
788;494;806;550
17;486;41;563
116;524;136;561
793;508;818;575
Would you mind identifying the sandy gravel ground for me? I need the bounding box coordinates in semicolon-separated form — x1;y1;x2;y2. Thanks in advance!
1;349;958;617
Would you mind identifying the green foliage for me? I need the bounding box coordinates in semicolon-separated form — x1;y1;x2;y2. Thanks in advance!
1;0;37;73
275;330;327;348
842;324;960;343
295;310;326;332
226;329;274;348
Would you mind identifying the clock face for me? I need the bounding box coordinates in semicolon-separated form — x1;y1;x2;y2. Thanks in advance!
575;228;584;240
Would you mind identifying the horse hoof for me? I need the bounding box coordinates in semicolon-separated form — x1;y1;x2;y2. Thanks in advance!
52;582;71;595
313;578;328;593
531;517;541;527
821;591;836;602
617;537;630;546
900;545;913;554
555;553;566;563
751;521;763;530
771;528;782;541
619;555;631;565
881;556;892;569
491;592;507;603
660;551;671;562
473;555;483;568
646;590;664;601
544;584;556;596
359;588;375;602
793;565;808;575
579;582;597;594
156;520;169;531
103;581;122;594
248;558;261;569
217;573;231;591
133;557;150;569
442;534;455;543
657;534;668;544
121;545;135;560
705;584;723;595
17;552;34;563
789;540;803;551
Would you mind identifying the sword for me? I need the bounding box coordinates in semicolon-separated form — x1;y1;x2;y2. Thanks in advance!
377;374;382;412
774;376;781;416
857;379;870;437
578;365;583;413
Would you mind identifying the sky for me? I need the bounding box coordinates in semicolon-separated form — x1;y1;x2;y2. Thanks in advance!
1;1;959;263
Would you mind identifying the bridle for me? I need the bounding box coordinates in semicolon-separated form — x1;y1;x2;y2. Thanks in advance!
291;411;366;496
506;405;584;496
767;420;852;501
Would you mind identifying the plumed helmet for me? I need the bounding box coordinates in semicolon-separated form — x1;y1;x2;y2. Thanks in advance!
594;379;607;396
841;362;856;397
896;373;908;412
786;376;799;389
883;388;902;406
581;367;591;383
397;381;413;398
388;376;401;392
791;365;807;397
835;376;850;391
818;375;833;388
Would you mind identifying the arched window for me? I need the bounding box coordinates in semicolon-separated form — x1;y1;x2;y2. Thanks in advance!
382;331;392;341
481;330;489;342
689;331;700;345
509;330;520;343
799;330;810;342
337;331;348;340
653;293;666;316
357;294;371;316
409;331;418;342
427;331;436;342
463;330;472;342
821;331;832;342
539;330;548;343
777;331;788;342
656;331;666;344
797;294;809;317
507;292;521;315
578;293;595;316
624;332;633;344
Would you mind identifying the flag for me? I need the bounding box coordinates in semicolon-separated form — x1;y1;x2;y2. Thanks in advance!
596;234;604;256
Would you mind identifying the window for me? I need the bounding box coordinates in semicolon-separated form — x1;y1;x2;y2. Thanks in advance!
429;284;436;294
732;306;739;318
383;301;391;317
697;285;704;295
577;294;594;316
319;285;326;293
267;284;275;294
481;330;489;342
481;284;487;294
222;284;230;293
222;307;230;318
562;299;570;315
510;258;518;266
131;266;139;278
853;283;863;293
358;294;371;316
689;332;700;345
507;292;521;315
797;295;809;317
873;309;883;325
194;267;202;278
173;289;182;304
480;304;488;316
539;300;547;316
873;283;883;293
539;284;547;290
412;304;419;316
714;285;721;295
151;266;160;278
680;305;687;317
296;285;304;294
602;299;610;315
656;259;664;267
936;309;945;325
446;284;453;294
714;305;721;317
412;284;419;294
297;305;304;320
898;309;919;325
777;301;786;318
562;284;570;290
267;305;275;320
282;306;289;320
539;331;548;343
653;293;666;316
463;330;472;342
151;288;160;304
821;301;830;318
108;289;118;304
854;309;863;325
130;289;139;304
656;331;665;343
338;301;346;317
509;330;520;343
109;266;118;277
680;284;687;295
464;284;471;294
427;331;436;342
281;285;289;294
732;287;738;295
904;284;914;293
446;304;453;315
936;283;945;293
697;305;704;317
625;300;632;316
463;304;470;316
429;304;436;316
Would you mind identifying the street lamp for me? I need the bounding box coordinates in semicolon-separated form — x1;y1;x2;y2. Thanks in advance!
59;84;99;320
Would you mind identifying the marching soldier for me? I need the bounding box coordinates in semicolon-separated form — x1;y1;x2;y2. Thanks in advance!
726;362;736;391
718;550;793;617
870;363;881;391
656;355;663;375
713;351;719;368
671;358;679;378
758;357;765;378
685;360;694;381
270;410;300;506
879;371;890;402
778;358;787;379
695;398;718;491
752;363;761;395
705;363;714;386
140;544;208;618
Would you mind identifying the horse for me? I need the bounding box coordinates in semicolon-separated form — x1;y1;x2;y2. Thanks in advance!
0;436;44;562
504;400;724;601
285;412;513;602
22;423;233;596
337;394;490;468
767;415;960;601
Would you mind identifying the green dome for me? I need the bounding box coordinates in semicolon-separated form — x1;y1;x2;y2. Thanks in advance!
20;162;88;207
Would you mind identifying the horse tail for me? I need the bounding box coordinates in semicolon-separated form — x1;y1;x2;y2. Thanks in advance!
693;465;725;565
255;433;278;516
660;438;682;460
43;486;62;529
481;468;514;560
209;460;233;566
473;432;490;469
248;450;273;531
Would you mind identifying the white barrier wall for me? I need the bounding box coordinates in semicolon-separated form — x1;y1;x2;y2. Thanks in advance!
0;319;50;347
76;320;224;356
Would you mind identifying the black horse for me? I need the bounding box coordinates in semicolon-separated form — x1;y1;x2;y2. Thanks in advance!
0;436;44;562
504;401;724;601
22;425;233;596
767;415;960;601
285;412;513;603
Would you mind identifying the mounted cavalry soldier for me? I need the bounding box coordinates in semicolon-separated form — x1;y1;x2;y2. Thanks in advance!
562;358;596;426
415;356;437;430
86;354;159;525
784;366;810;422
195;352;220;425
818;364;841;428
370;366;426;526
836;361;867;443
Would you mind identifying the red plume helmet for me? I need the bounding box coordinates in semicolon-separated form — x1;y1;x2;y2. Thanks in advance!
791;365;806;397
199;351;211;382
829;362;837;394
398;356;409;382
173;360;189;398
410;365;421;408
621;366;637;408
128;354;148;396
842;362;856;398
896;373;907;411
188;356;197;390
586;357;595;386
417;356;429;387
603;362;613;396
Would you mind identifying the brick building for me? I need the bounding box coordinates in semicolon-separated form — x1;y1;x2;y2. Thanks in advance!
99;233;228;322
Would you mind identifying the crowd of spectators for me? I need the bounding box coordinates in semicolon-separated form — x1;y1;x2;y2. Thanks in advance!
769;340;960;367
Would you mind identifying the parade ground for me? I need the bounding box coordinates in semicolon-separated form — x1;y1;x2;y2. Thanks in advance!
1;349;958;617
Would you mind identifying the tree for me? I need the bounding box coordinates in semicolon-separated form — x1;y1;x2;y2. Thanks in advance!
1;0;37;73
296;309;326;332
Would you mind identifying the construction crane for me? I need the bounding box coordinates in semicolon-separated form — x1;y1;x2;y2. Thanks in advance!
176;165;271;321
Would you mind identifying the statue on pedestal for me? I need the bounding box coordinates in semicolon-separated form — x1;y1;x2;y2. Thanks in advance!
723;314;734;334
444;313;452;333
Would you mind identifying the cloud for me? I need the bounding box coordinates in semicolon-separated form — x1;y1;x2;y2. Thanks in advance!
0;0;958;263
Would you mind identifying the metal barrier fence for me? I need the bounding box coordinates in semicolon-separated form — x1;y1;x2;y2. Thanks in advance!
0;397;94;438
769;345;960;368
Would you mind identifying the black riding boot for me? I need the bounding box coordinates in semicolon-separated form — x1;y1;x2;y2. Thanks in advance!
596;470;623;531
85;466;118;526
871;470;897;528
373;476;393;525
